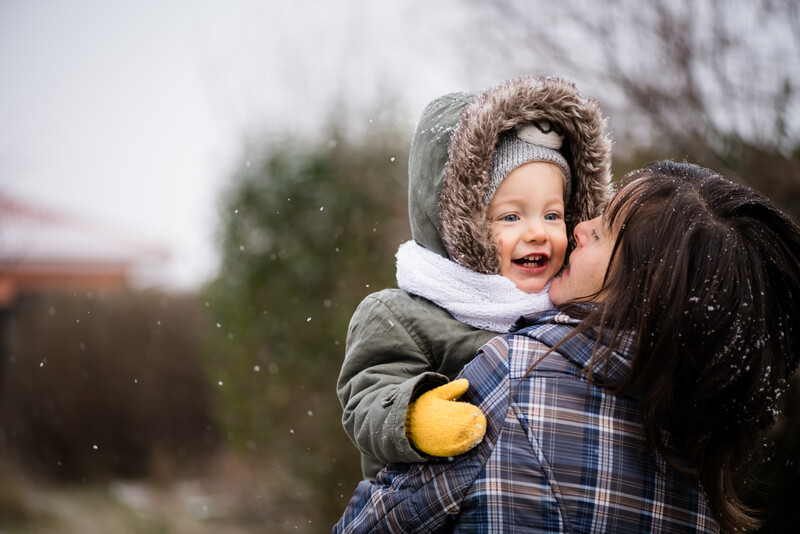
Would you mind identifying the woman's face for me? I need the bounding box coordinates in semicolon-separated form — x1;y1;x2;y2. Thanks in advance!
548;214;617;304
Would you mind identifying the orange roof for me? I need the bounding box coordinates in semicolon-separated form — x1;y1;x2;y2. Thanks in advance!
0;192;168;302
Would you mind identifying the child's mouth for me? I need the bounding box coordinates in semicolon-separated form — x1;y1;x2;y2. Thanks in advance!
512;254;548;268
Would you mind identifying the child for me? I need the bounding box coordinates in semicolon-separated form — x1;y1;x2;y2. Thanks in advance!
337;77;612;479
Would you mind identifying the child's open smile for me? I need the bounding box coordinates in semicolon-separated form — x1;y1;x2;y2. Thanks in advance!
487;161;568;293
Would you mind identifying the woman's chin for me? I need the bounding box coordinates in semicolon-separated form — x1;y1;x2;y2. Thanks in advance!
548;271;569;304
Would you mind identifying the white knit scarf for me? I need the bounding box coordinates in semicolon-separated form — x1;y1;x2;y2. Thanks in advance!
395;240;554;333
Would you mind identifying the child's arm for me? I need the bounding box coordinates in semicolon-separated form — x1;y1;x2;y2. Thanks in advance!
337;293;447;468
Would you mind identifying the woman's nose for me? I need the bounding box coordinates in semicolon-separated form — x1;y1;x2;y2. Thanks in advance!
573;219;594;246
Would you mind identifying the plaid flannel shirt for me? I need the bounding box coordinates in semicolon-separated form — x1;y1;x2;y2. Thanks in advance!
334;311;719;533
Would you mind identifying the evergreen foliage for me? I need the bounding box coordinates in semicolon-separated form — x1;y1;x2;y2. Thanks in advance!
204;129;410;525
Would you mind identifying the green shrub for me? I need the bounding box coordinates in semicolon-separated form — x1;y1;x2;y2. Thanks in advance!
204;129;410;526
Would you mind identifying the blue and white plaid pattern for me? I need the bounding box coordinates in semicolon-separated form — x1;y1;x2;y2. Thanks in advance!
334;311;718;533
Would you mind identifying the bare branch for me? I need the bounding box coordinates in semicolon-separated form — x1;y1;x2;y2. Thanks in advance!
459;0;800;216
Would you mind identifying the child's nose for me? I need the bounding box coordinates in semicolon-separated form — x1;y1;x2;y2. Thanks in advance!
524;219;548;242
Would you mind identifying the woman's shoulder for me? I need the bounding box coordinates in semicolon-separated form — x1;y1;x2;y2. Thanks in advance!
504;311;581;373
507;310;635;384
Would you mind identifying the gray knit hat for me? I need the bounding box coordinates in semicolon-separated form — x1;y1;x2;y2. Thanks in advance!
486;120;572;204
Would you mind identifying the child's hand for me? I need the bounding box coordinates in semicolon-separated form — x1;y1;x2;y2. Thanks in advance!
405;379;486;457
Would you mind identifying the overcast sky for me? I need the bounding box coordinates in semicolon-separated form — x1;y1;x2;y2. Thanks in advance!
0;0;487;289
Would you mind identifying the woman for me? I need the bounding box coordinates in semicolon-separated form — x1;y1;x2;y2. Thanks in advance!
334;161;800;533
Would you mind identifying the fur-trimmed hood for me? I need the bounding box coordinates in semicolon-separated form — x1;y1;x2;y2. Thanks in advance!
407;76;612;273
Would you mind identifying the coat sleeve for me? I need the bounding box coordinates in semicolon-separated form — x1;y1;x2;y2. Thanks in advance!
333;336;512;533
337;292;450;472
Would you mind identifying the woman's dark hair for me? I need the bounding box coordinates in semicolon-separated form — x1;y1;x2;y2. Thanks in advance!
562;160;800;532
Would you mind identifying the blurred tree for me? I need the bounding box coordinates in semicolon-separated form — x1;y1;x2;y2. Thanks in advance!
461;1;800;529
203;126;410;529
468;0;800;217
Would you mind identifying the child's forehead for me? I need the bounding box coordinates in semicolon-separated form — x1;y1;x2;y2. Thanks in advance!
498;162;566;189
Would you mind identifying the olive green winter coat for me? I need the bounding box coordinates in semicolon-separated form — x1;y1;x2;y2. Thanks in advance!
337;77;613;479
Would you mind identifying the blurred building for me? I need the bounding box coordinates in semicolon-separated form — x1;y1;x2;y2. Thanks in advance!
0;192;168;307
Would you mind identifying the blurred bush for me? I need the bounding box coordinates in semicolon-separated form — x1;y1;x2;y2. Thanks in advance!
0;290;219;482
203;128;410;527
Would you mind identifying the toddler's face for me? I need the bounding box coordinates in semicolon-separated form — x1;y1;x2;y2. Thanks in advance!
487;162;567;293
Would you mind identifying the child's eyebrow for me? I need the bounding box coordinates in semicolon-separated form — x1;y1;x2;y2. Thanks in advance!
487;199;522;210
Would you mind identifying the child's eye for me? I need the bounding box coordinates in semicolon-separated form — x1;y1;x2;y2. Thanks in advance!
544;213;562;221
500;214;519;222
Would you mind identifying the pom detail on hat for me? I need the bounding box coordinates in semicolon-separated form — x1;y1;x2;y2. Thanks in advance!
516;121;564;150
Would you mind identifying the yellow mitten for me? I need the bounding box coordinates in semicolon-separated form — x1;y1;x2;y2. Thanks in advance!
405;378;486;457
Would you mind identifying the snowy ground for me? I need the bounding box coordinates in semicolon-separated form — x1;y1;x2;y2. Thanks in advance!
1;450;322;534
